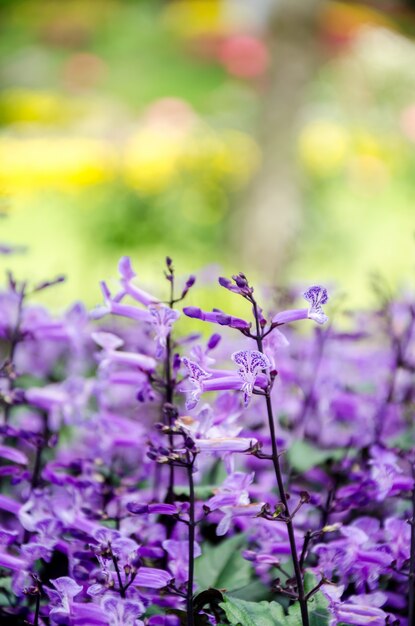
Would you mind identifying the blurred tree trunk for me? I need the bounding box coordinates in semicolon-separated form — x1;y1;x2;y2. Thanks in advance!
235;0;325;279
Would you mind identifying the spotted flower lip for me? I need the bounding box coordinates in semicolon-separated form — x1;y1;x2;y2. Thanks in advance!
181;357;268;409
272;285;328;326
149;304;181;358
304;285;329;324
231;349;271;405
181;357;212;410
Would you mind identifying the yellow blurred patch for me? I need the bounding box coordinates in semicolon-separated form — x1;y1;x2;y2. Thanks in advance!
0;137;116;192
0;89;74;125
162;0;228;38
298;120;349;176
123;127;185;194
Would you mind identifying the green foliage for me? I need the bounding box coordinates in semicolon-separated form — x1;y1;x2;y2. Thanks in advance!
228;580;271;603
195;534;252;593
220;575;330;626
220;596;289;626
288;440;346;473
303;573;331;626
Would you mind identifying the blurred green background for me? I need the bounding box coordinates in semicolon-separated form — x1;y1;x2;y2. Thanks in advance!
0;0;414;309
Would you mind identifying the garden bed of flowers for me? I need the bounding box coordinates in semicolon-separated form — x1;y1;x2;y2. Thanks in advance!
0;256;413;625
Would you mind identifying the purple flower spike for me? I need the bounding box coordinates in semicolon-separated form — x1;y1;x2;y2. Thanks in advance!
183;306;250;330
183;306;204;319
303;285;329;324
231;349;271;405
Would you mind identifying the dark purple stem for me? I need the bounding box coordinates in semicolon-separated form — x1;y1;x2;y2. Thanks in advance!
165;271;176;504
33;591;40;626
409;463;415;625
186;452;195;626
252;299;309;626
4;282;26;423
30;412;49;491
111;550;126;599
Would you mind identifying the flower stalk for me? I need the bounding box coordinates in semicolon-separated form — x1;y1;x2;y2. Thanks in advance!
251;296;310;626
186;449;196;626
409;462;415;626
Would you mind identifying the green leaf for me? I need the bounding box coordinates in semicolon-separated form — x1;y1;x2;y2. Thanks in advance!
293;574;331;626
287;440;347;472
285;599;330;626
228;580;271;602
195;534;251;592
220;596;287;626
174;484;217;499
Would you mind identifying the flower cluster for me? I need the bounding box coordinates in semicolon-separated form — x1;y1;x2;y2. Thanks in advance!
0;258;413;626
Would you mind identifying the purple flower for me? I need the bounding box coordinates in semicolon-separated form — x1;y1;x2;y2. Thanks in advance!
127;502;178;516
92;331;156;372
314;518;393;591
93;281;153;323
196;437;256;453
0;444;28;466
322;584;390;626
0;550;27;572
46;577;106;625
163;539;201;587
149;305;180;358
303;285;329;324
118;256;160;307
101;594;145;626
231;350;271;405
272;285;328;326
134;566;172;588
181;358;212;409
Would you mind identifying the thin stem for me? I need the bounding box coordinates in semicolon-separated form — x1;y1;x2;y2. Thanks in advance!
164;273;176;504
186;453;196;626
299;530;312;570
305;578;326;601
4;282;26;423
111;550;126;599
30;412;49;491
33;591;40;626
409;464;415;625
375;306;415;443
252;299;309;626
124;573;137;592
